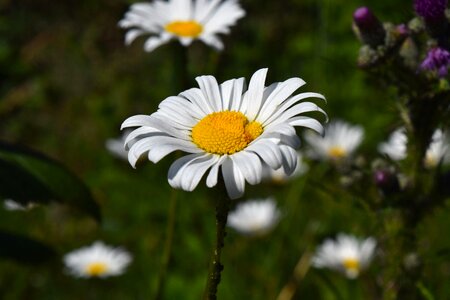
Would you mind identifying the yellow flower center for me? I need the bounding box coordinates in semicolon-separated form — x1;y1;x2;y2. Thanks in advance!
328;146;347;159
342;258;360;272
191;111;263;155
85;262;108;277
165;20;203;37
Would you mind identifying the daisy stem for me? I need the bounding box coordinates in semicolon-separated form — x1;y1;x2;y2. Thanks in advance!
204;185;230;300
154;187;178;300
172;42;190;93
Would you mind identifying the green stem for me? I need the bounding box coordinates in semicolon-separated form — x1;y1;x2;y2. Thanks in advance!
154;188;178;300
203;184;230;300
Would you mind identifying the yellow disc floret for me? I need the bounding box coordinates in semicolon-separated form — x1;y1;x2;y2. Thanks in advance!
85;262;108;277
328;146;347;159
192;111;263;155
342;258;360;272
165;20;203;37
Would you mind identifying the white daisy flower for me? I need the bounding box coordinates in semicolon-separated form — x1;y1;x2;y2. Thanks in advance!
424;129;450;168
379;128;450;167
3;199;36;211
64;241;132;278
227;198;281;235
312;234;376;279
378;128;407;161
121;68;326;199
261;152;307;184
119;0;245;52
304;120;364;161
105;130;133;161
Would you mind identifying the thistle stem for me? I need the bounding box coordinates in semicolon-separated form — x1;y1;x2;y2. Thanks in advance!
203;184;230;300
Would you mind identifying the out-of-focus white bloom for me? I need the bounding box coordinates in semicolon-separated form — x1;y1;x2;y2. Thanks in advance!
3;199;36;211
106;130;133;160
64;241;132;278
227;198;281;236
122;68;326;199
379;128;450;167
378;128;407;161
119;0;245;52
262;152;308;183
304;120;364;161
424;129;450;168
312;234;376;279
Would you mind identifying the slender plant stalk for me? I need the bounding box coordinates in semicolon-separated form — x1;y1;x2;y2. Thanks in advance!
276;251;312;300
154;187;178;300
203;182;230;300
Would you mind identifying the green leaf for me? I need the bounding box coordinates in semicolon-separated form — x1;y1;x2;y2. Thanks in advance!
416;281;435;300
0;141;101;221
0;230;56;263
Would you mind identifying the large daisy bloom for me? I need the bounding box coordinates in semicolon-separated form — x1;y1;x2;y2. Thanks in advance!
227;198;281;236
64;241;132;278
304;120;364;161
312;234;376;279
121;68;326;199
118;0;245;52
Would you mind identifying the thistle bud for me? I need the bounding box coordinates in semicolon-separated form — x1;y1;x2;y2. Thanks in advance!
414;0;449;41
374;169;400;196
353;7;386;48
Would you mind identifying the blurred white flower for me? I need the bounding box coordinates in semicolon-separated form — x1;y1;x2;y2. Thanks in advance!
64;241;132;278
3;199;36;211
119;0;245;52
312;234;376;279
106;130;132;160
424;129;450;168
261;152;308;184
227;198;281;236
378;128;407;161
304;120;364;161
379;128;450;167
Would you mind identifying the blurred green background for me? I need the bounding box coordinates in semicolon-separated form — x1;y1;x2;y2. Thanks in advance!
1;0;449;299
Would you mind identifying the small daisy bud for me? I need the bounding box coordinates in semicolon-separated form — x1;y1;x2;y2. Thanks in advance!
353;7;386;48
374;169;400;196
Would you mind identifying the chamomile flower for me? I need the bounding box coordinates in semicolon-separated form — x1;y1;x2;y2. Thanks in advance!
424;129;450;168
379;128;450;167
304;120;364;161
64;241;132;278
122;68;326;199
227;198;281;235
119;0;245;52
312;234;376;279
378;128;407;161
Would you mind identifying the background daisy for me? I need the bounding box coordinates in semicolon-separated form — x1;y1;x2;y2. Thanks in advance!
64;241;132;278
312;234;376;279
227;198;281;236
119;0;245;52
304;120;364;161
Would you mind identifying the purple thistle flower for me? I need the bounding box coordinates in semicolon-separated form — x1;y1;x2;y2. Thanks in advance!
420;47;450;77
414;0;448;21
353;7;385;47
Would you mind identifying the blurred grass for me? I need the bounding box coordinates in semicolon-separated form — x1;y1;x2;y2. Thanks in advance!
0;0;449;299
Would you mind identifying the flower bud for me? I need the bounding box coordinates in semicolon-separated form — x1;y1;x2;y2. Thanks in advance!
353;7;386;48
420;47;450;77
414;0;449;41
374;169;400;196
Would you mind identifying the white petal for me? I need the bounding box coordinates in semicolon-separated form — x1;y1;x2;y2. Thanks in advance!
179;87;214;115
246;140;283;169
195;75;223;111
144;36;171;52
231;151;262;185
244;68;268;120
279;145;298;175
125;29;146;45
222;157;245;199
206;155;226;187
